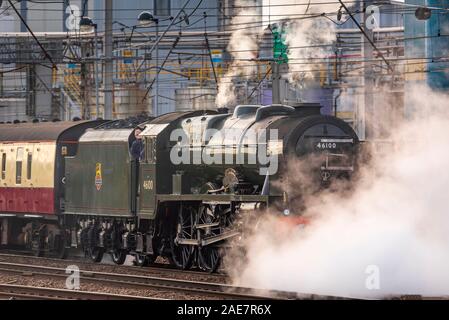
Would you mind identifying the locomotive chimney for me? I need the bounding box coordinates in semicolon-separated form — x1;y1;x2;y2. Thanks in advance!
286;102;322;117
217;107;230;114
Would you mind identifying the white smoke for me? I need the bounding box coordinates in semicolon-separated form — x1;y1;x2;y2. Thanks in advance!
262;0;339;84
215;0;340;107
228;84;449;298
215;0;262;108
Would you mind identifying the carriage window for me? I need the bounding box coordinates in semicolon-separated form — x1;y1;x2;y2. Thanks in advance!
16;147;23;184
1;153;6;180
27;153;32;180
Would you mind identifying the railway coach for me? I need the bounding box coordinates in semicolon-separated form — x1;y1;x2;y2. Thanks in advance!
0;120;103;257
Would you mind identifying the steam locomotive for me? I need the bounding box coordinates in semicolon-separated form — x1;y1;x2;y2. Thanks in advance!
0;103;359;272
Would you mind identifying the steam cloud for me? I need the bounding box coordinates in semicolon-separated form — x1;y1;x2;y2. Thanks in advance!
227;84;449;298
262;0;339;84
215;0;340;107
215;1;449;298
215;0;262;108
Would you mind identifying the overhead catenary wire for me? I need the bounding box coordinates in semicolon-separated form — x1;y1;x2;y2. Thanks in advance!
2;3;440;37
203;11;219;89
141;36;181;102
338;0;394;72
1;1;447;119
13;1;449;12
6;0;58;70
0;54;445;80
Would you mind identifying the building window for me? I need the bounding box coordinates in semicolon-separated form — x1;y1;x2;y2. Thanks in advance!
27;152;32;180
1;153;6;180
154;0;170;16
16;148;23;185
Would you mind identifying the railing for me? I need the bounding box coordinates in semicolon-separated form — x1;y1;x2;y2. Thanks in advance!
60;87;81;121
63;67;83;107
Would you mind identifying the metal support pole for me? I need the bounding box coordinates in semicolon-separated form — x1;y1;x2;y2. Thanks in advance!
272;62;281;104
20;0;27;32
26;65;36;117
362;1;374;141
155;22;159;116
81;43;88;119
94;26;100;119
104;0;113;120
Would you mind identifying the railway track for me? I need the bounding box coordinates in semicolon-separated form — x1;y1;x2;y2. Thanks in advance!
0;251;227;278
0;283;160;300
0;261;297;300
0;252;359;300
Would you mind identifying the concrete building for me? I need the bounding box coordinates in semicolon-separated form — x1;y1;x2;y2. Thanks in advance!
404;0;449;117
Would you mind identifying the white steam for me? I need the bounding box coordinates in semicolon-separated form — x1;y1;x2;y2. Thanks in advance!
215;0;261;108
228;85;449;298
262;0;339;84
215;0;340;107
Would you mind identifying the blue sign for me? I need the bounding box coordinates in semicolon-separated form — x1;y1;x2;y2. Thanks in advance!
123;50;133;64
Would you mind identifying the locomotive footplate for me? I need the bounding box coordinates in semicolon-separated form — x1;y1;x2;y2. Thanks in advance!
156;194;270;203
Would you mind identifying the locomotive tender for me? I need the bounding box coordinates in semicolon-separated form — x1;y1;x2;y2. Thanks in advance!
0;104;359;272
